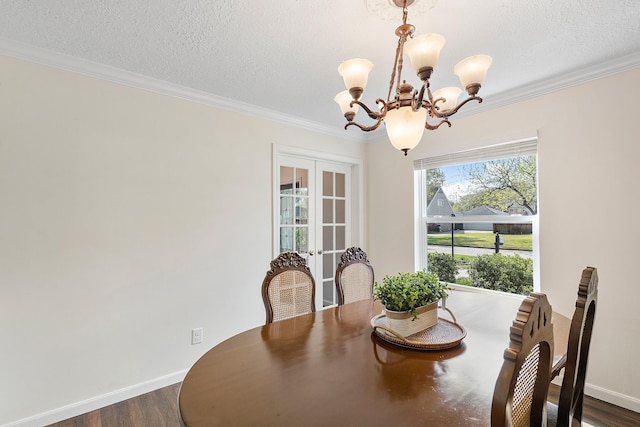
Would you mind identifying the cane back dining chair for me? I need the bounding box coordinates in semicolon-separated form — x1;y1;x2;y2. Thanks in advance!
492;292;555;427
261;252;316;324
334;247;374;305
548;266;598;427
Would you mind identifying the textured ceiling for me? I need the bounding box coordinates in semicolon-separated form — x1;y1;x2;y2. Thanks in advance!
1;0;639;139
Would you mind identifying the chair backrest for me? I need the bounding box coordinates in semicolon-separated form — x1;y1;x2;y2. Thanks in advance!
556;266;598;427
492;292;555;427
261;252;316;324
334;247;374;305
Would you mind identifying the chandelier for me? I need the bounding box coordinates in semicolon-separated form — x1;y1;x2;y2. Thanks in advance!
335;0;492;155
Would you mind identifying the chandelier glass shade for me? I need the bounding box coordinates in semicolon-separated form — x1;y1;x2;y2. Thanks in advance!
385;105;428;152
335;0;492;155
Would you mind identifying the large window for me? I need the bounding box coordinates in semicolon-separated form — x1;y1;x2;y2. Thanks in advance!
414;138;538;294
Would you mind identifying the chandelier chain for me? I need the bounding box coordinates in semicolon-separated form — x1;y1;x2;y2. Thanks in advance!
388;35;402;103
388;2;411;104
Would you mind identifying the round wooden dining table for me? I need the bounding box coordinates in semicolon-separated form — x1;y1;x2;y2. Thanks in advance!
178;288;569;426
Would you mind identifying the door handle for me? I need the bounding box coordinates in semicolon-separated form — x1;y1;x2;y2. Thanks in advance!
317;250;323;255
309;251;314;256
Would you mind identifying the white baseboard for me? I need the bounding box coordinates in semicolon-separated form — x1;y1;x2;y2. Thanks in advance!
2;370;188;427
552;374;640;414
585;383;640;414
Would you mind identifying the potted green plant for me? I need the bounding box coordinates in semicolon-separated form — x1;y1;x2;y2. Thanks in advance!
373;270;448;337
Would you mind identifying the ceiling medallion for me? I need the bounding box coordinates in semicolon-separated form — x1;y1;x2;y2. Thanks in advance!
365;0;438;22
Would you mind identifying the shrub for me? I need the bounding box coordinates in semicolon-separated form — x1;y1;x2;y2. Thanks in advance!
427;252;458;283
469;253;533;295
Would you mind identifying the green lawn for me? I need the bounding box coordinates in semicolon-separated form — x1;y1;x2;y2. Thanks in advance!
428;232;532;250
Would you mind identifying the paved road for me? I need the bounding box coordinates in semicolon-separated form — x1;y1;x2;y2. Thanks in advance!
428;245;533;259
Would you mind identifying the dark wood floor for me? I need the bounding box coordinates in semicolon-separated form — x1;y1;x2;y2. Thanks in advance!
47;382;640;427
546;384;640;427
46;383;181;427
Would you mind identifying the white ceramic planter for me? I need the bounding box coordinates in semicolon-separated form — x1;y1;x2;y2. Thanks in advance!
385;301;438;337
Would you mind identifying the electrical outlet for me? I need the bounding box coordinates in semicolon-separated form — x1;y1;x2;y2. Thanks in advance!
191;328;203;345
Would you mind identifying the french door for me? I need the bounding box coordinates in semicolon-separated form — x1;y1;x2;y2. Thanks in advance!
275;152;356;308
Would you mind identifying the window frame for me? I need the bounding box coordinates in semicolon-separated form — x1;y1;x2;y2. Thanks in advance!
413;137;539;292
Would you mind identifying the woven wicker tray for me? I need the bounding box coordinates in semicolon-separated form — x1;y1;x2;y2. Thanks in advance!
371;307;466;351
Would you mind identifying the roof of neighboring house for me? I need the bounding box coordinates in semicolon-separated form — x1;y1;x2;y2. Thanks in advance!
426;187;454;217
508;201;533;215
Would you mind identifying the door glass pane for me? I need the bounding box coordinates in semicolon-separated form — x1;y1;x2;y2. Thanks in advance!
295;168;308;196
296;197;308;224
335;173;345;197
280;196;293;224
280;227;293;252
323;199;333;223
296;227;308;253
323;253;333;279
323;280;333;306
336;226;345;251
335;200;345;223
323;226;333;251
280;166;294;195
323;171;333;196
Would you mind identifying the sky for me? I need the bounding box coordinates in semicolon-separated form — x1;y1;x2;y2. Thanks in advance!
439;164;475;202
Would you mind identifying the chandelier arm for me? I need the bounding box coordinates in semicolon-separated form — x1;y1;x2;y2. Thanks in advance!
426;96;444;116
345;118;384;132
350;99;385;120
412;84;427;112
424;118;452;130
419;98;441;119
432;96;484;118
431;96;445;106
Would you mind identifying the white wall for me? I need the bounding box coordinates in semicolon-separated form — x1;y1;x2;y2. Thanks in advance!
2;51;638;425
0;55;365;426
367;67;640;411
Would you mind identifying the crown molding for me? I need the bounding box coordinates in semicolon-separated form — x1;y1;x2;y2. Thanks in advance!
2;37;638;143
481;51;640;113
0;37;364;143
